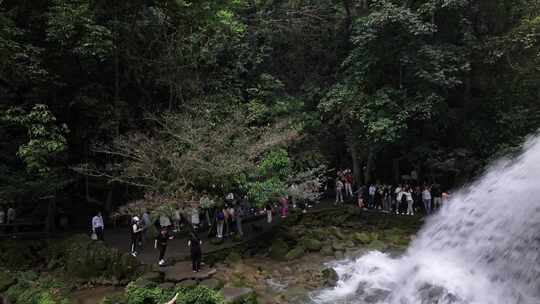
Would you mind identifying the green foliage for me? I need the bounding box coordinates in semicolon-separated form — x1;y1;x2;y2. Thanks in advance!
5;272;71;304
125;283;224;304
47;0;113;59
1;0;540;217
269;239;289;261
285;246;305;260
2;104;68;176
47;234;139;281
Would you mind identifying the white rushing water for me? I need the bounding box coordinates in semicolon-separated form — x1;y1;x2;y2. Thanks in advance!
311;135;540;304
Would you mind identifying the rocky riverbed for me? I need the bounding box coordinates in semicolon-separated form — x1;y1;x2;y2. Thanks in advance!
0;207;421;304
210;207;422;304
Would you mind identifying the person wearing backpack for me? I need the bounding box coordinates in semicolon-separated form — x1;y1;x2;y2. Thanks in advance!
216;209;225;238
130;216;144;257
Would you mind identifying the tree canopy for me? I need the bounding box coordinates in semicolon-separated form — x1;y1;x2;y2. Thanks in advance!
1;0;539;215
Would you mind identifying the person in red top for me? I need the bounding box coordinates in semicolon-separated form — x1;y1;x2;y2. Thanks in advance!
279;196;289;218
344;169;353;198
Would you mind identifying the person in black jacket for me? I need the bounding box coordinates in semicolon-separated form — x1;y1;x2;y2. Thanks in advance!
188;230;202;272
155;228;173;266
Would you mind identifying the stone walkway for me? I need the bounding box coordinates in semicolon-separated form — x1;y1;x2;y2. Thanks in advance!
104;200;337;266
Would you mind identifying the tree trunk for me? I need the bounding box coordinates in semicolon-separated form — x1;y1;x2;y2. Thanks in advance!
393;158;400;184
364;148;375;183
105;185;114;213
351;145;360;186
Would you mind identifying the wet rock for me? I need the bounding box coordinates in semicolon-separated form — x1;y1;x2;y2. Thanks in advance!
321;268;339;287
221;287;254;303
364;288;390;303
418;283;461;303
367;240;386;251
285;246;305;260
301;238;322;252
354;232;371;244
334;251;344;259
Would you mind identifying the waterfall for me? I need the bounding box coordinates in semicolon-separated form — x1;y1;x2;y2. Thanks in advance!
311;135;540;304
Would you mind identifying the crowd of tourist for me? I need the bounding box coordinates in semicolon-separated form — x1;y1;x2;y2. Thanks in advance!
335;169;450;215
86;169;450;269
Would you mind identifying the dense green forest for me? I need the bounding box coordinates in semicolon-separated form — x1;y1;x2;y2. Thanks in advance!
1;0;539;220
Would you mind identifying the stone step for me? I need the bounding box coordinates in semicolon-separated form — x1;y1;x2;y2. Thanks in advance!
160;261;216;282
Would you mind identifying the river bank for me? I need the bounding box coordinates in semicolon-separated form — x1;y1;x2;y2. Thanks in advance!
0;206;423;304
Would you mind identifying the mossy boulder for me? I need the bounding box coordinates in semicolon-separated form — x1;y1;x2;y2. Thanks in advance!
300;238;322;252
329;227;346;240
48;234;139;281
321;268;339;287
225;252;243;265
353;232;371;244
269;239;289;261
367;240;386;251
0;271;16;292
332;242;345;252
285;246;305;261
321;246;334;256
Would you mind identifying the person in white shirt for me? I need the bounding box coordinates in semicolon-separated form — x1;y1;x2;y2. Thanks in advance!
191;204;200;230
404;187;414;215
91;212;105;241
335;178;344;204
422;187;432;214
368;185;376;208
395;185;403;214
7;207;16;224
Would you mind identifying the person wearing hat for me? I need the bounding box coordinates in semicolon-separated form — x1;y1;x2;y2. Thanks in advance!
130;216;144;257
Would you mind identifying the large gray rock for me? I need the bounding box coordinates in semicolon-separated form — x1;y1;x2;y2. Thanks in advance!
200;278;221;290
177;279;197;288
140;271;162;283
221;287;254;303
161;261;216;282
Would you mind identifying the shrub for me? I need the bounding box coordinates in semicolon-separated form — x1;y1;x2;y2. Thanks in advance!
47;234;139;281
125;282;224;304
285;246;305;260
5;272;71;304
269;239;289;261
